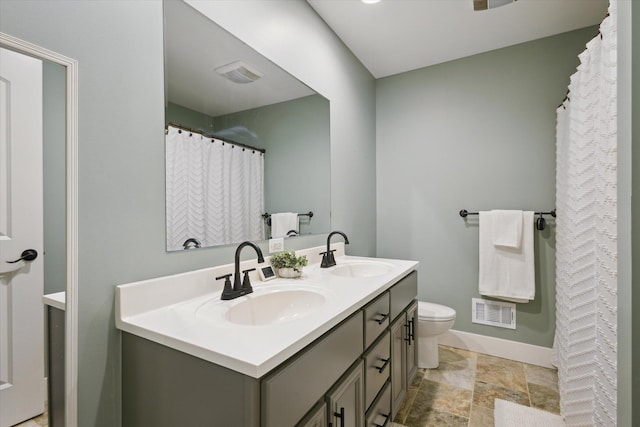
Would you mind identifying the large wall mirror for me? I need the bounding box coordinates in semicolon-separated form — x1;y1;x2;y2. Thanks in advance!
164;0;331;251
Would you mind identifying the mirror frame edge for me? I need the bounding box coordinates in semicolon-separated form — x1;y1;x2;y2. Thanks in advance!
0;32;79;427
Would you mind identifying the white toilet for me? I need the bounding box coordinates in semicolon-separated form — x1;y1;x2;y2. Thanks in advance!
417;301;456;369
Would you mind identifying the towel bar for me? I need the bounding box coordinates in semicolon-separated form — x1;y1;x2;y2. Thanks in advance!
262;211;313;227
459;209;556;231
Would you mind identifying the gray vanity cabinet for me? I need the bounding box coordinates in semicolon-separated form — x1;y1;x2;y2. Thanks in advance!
121;270;417;427
406;302;419;383
365;382;392;427
263;312;363;427
298;402;327;427
46;305;65;427
363;331;391;409
390;315;407;416
363;292;390;349
390;301;419;418
326;361;365;427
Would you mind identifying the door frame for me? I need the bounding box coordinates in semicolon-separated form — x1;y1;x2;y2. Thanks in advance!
0;32;79;427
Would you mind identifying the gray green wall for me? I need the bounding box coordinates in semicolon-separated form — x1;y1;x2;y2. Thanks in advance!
376;27;596;348
0;1;375;426
43;60;66;295
167;94;331;237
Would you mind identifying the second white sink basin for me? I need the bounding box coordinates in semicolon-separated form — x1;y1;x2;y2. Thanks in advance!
330;261;394;278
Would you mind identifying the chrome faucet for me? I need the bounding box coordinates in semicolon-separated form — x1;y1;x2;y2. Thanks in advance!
320;231;349;268
217;241;265;300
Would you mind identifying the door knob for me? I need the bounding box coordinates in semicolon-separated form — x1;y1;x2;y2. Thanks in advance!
7;249;38;264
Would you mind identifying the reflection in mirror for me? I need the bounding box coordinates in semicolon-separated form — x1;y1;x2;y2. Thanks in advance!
164;0;331;251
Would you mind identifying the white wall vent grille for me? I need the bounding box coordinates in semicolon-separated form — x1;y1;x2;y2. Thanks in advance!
472;298;516;329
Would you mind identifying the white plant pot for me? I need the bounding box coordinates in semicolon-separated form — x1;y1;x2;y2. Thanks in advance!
277;268;302;278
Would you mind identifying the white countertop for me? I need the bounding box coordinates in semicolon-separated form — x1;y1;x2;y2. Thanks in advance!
43;291;66;311
115;244;418;378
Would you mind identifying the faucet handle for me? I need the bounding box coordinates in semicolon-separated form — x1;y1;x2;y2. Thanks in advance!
320;249;337;268
216;274;236;300
241;268;256;294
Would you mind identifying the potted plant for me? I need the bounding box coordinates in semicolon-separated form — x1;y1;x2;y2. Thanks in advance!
269;249;308;278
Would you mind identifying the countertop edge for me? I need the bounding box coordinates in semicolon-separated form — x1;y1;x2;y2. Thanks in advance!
43;291;66;311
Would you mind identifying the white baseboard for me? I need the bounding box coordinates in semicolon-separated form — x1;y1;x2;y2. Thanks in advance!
438;329;555;369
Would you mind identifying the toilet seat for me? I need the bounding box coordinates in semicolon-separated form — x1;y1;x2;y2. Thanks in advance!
418;301;456;322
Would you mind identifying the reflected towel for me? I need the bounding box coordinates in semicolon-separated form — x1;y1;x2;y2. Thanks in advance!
491;210;523;248
270;212;298;238
479;211;535;303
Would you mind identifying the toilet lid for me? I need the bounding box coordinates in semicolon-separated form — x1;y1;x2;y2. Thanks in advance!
418;301;456;321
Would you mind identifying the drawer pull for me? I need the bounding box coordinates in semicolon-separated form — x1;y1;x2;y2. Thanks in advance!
334;407;345;427
374;313;389;325
375;357;391;373
374;412;391;427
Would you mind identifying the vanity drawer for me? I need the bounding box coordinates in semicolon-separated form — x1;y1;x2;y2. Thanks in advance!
390;271;417;321
366;381;392;427
262;311;363;427
363;292;390;349
364;331;391;410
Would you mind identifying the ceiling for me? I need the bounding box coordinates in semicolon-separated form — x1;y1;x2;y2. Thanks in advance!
306;0;609;78
165;0;314;117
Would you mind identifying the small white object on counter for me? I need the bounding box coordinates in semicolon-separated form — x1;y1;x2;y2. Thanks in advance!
115;243;418;378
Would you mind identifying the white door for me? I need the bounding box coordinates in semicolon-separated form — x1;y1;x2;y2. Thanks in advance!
0;47;45;427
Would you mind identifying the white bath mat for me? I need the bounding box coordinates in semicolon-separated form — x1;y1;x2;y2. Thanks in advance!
494;399;564;427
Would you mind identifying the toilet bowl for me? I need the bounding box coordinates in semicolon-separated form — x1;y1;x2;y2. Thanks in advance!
417;301;456;369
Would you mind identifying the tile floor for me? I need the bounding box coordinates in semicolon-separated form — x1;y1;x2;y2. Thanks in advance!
392;345;560;427
16;345;559;427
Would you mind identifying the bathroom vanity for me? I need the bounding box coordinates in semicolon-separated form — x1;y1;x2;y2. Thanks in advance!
43;292;66;427
116;244;418;427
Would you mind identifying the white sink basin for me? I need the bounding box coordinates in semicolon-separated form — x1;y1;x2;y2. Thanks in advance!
330;261;394;278
195;286;329;326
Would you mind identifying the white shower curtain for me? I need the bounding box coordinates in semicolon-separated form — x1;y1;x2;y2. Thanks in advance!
555;2;617;426
165;126;265;250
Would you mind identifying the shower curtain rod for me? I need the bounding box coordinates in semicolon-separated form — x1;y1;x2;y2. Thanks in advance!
166;122;265;154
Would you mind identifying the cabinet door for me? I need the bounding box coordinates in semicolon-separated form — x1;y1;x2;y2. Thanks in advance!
263;312;363;427
297;402;327;427
405;302;418;385
390;315;407;418
327;361;364;427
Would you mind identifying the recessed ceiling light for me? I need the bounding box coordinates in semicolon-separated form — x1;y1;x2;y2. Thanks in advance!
361;0;381;4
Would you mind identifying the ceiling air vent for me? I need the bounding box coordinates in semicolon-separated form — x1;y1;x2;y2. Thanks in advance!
473;0;516;11
215;61;263;84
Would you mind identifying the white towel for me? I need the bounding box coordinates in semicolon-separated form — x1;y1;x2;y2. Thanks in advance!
270;212;298;238
491;210;523;248
479;211;535;303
